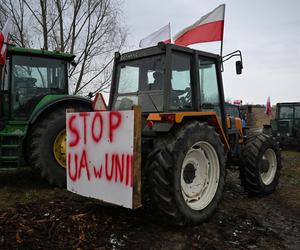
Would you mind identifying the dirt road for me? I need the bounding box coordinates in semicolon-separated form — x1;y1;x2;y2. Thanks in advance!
0;150;299;249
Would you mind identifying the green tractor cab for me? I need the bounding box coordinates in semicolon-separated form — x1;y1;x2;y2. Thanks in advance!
0;46;91;186
268;102;300;148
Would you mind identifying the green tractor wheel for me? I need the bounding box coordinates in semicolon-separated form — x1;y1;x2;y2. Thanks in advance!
28;104;89;187
53;129;67;168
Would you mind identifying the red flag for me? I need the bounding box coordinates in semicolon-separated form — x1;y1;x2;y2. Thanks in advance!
0;19;13;65
174;4;225;46
266;96;272;116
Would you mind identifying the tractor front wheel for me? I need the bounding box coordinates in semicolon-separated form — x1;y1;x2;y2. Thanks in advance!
148;121;226;225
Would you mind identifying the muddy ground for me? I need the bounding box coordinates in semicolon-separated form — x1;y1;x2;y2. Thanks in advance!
0;150;299;250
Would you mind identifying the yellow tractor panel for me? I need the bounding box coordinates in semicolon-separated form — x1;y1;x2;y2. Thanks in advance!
147;112;230;149
226;116;244;144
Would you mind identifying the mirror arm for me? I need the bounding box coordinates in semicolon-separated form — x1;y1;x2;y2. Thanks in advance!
222;50;243;65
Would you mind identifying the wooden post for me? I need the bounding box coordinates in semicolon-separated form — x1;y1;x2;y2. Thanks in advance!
132;105;142;208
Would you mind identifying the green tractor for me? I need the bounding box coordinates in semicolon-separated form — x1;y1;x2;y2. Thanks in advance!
0;46;91;186
264;102;300;149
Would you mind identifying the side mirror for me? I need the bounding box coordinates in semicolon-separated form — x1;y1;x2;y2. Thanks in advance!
236;60;243;75
71;60;77;67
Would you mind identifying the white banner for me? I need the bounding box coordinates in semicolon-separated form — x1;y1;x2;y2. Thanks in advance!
66;110;134;208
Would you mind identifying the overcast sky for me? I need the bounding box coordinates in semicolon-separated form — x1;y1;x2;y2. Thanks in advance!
122;0;300;105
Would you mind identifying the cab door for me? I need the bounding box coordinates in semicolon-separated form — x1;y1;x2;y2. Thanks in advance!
198;57;223;116
198;56;228;139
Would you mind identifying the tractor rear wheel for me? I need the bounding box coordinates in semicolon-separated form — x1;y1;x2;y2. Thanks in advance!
240;134;281;195
147;121;226;225
28;104;89;187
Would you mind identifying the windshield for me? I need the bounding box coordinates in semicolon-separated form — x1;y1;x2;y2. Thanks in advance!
12;55;66;90
279;106;293;119
225;104;240;117
113;55;165;112
11;55;67;119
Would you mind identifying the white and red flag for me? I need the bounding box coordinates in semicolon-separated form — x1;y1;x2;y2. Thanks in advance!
174;4;225;46
265;96;272;116
139;23;171;48
0;18;13;65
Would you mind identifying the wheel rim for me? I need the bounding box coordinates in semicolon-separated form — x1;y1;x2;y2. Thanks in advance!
181;141;220;211
53;129;67;168
260;148;277;185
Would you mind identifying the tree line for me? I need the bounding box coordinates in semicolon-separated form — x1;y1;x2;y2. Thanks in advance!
0;0;127;95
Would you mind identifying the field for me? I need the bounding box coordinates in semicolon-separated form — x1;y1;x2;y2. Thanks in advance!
0;149;299;250
0;107;299;249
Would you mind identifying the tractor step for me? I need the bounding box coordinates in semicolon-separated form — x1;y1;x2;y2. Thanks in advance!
0;133;24;168
0;157;20;168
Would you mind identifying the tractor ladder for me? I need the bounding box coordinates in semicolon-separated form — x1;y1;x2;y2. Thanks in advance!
0;132;24;168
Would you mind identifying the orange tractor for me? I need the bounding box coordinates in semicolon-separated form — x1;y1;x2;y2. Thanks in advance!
69;43;281;225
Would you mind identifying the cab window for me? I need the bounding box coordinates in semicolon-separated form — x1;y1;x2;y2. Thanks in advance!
279;106;293;119
170;52;192;110
199;58;220;116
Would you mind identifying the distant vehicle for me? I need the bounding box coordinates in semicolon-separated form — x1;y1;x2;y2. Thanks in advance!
225;103;240;117
264;102;300;149
225;103;248;128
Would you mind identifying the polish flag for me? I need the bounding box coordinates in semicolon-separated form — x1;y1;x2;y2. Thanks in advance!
174;4;225;46
0;19;13;65
265;96;272;116
139;23;171;48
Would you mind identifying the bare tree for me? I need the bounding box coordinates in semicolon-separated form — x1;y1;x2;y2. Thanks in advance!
1;0;29;47
0;0;127;95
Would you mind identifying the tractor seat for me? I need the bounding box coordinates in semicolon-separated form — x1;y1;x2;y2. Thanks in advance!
15;77;37;88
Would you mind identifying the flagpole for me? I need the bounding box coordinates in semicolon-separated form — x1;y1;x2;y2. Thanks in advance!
220;4;226;71
220;39;224;57
169;23;171;43
220;38;224;71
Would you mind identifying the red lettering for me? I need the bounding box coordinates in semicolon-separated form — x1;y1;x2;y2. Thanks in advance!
79;112;90;145
115;154;124;183
109;112;122;142
93;164;103;179
68;153;78;181
78;149;91;181
70;152;133;186
68;115;80;147
126;154;132;186
105;153;114;181
91;112;103;143
130;155;133;187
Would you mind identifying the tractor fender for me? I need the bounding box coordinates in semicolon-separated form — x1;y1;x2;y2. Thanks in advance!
29;95;92;125
147;112;230;150
22;95;91;166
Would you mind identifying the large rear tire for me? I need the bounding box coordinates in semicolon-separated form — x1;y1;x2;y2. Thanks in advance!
28;104;90;187
147;121;226;225
240;134;281;195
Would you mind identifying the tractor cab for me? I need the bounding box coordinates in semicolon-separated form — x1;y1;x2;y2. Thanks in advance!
271;102;300;146
0;47;74;122
109;43;228;131
104;43;281;225
0;46;91;173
